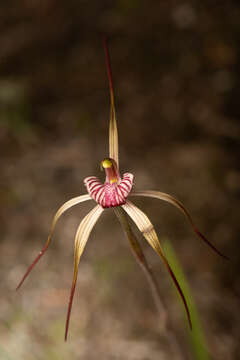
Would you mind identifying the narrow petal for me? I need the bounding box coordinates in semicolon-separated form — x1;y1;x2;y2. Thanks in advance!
130;190;228;260
65;204;104;341
122;200;192;329
103;37;119;168
16;194;92;290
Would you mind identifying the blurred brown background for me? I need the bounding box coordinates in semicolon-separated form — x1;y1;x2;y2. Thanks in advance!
0;1;239;359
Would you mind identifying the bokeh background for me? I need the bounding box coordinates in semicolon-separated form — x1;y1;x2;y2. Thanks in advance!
0;1;239;359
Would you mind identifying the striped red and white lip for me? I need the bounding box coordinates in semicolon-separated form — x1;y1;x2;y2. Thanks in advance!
84;158;134;208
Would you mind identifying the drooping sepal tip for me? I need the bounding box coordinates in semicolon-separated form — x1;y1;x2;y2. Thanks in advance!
65;279;77;341
16;238;51;290
193;227;229;261
164;259;192;330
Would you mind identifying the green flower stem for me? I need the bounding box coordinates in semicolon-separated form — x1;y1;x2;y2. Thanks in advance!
164;240;210;360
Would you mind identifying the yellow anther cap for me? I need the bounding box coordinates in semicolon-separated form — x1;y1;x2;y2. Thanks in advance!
101;158;113;169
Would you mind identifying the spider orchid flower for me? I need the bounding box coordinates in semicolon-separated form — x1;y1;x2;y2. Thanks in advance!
17;39;228;341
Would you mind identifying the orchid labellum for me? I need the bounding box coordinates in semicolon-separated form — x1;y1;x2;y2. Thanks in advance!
17;39;227;341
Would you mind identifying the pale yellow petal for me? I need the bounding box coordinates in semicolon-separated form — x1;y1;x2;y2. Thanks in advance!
122;200;164;257
121;200;192;328
65;204;104;341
